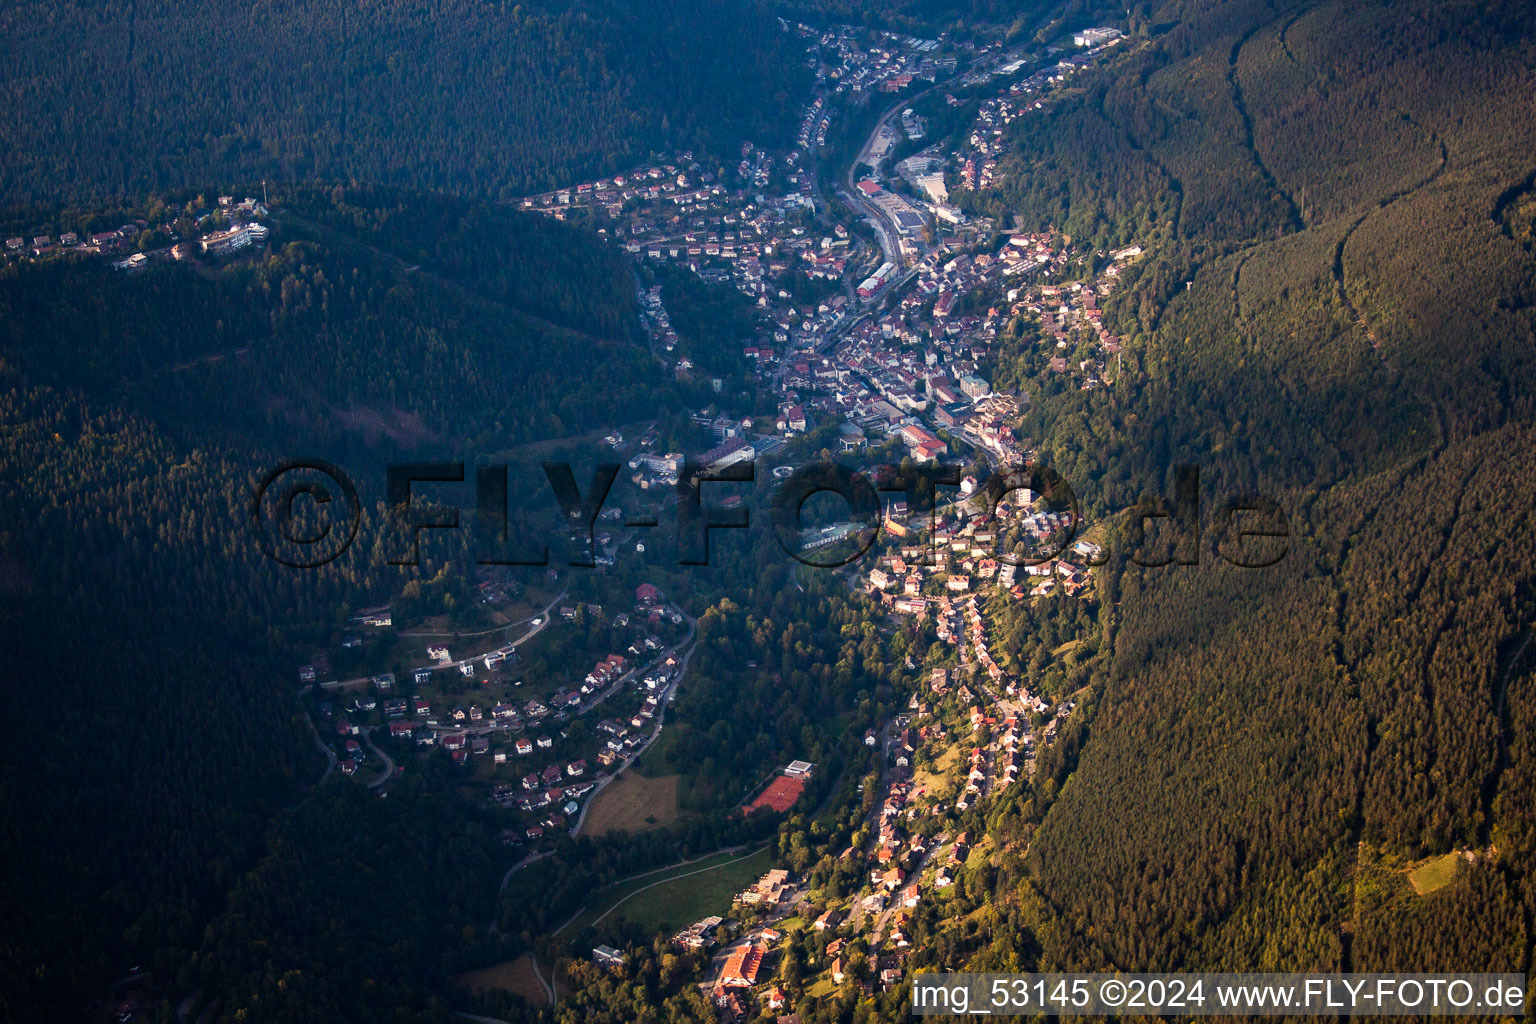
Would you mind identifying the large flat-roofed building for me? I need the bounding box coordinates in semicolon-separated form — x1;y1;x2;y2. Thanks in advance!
915;172;948;203
1073;26;1122;46
700;438;755;473
958;374;992;399
200;222;269;255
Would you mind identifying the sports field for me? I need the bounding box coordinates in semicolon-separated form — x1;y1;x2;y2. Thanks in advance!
557;846;772;938
745;774;806;814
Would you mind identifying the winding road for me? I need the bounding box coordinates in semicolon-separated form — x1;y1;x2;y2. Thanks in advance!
839;39;1040;293
415;583;570;678
569;610;699;837
475;609;698;1009
361;727;395;789
398;588;566;638
486;608;699;927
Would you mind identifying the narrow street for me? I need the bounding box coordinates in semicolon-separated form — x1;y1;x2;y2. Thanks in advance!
571;610;699;836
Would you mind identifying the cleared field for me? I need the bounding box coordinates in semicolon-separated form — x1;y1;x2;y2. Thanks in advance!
451;953;548;1005
616;847;773;935
584;772;680;834
557;846;771;939
1407;852;1461;895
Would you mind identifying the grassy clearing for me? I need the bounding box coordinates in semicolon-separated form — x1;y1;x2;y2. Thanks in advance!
634;724;683;774
913;743;960;796
1407;852;1461;895
451;953;547;1005
556;846;771;939
616;847;773;935
583;772;680;835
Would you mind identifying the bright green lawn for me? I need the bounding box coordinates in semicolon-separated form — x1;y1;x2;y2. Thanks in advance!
1407;852;1461;895
558;846;772;939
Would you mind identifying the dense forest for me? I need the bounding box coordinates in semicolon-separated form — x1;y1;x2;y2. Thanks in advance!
926;0;1536;994
0;187;683;1022
0;0;808;209
0;188;674;450
774;0;1081;41
7;0;1536;1019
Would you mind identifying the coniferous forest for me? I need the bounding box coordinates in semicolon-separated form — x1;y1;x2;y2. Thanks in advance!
0;0;807;209
4;0;1536;1021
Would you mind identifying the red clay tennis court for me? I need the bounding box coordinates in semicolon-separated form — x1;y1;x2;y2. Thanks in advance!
745;774;807;814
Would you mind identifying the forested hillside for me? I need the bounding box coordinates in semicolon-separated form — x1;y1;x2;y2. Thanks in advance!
773;0;1103;41
6;0;1536;1018
0;0;807;208
948;0;1536;986
0;189;673;1022
0;188;672;448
